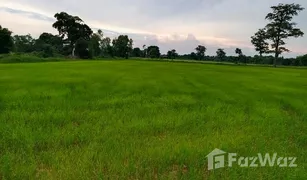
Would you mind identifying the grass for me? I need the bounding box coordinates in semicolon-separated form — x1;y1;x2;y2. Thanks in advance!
0;59;306;179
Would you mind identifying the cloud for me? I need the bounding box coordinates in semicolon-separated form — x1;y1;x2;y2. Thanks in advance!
0;9;57;36
1;7;54;22
0;0;306;57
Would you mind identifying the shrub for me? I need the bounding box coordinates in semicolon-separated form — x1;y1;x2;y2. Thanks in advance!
0;54;64;63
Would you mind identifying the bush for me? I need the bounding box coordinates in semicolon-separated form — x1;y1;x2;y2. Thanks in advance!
0;54;64;63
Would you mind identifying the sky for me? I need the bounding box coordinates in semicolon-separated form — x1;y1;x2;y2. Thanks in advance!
0;0;306;57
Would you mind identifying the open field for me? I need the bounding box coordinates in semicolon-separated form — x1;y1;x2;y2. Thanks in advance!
0;60;307;179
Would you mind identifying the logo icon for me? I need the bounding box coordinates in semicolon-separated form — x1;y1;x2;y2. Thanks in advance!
206;148;297;170
206;148;227;170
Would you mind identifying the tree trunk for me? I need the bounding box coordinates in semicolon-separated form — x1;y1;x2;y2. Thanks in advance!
72;46;75;57
274;46;279;68
274;55;278;67
71;42;76;58
274;36;280;68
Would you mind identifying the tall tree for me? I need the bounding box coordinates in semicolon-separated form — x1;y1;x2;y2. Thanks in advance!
147;46;160;58
132;47;142;57
128;38;133;57
0;25;13;54
235;48;242;56
195;45;206;60
112;35;132;58
251;28;269;56
142;45;147;57
89;30;103;57
265;3;304;67
52;12;93;56
101;37;112;56
216;48;226;61
167;49;178;59
235;48;243;64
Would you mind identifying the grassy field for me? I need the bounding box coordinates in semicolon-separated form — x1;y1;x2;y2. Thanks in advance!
0;60;306;179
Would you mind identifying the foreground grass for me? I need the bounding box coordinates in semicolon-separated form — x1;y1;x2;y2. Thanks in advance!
0;60;306;179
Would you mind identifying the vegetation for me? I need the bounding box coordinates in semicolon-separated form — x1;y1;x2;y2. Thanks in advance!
167;49;178;60
0;54;65;63
89;30;103;57
52;12;93;56
147;46;161;58
235;48;243;64
251;3;305;67
0;2;306;179
251;28;269;56
0;60;307;179
216;49;226;61
0;25;13;54
195;45;207;60
112;35;133;59
132;47;142;57
0;3;305;67
296;54;307;66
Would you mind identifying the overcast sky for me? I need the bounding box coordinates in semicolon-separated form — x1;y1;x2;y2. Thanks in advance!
0;0;306;56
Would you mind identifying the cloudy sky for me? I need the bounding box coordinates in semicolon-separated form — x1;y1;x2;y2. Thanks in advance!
0;0;306;56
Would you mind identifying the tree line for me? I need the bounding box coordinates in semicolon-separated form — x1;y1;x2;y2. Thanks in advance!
0;3;306;66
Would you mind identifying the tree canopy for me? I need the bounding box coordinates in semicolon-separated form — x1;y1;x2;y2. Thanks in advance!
265;3;304;66
216;49;226;61
195;45;206;60
89;30;103;57
167;49;178;59
147;46;160;58
132;47;142;57
0;25;13;54
112;35;133;58
52;12;93;56
12;34;35;53
251;28;269;56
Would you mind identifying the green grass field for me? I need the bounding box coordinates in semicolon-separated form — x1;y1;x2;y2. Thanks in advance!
0;60;306;179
